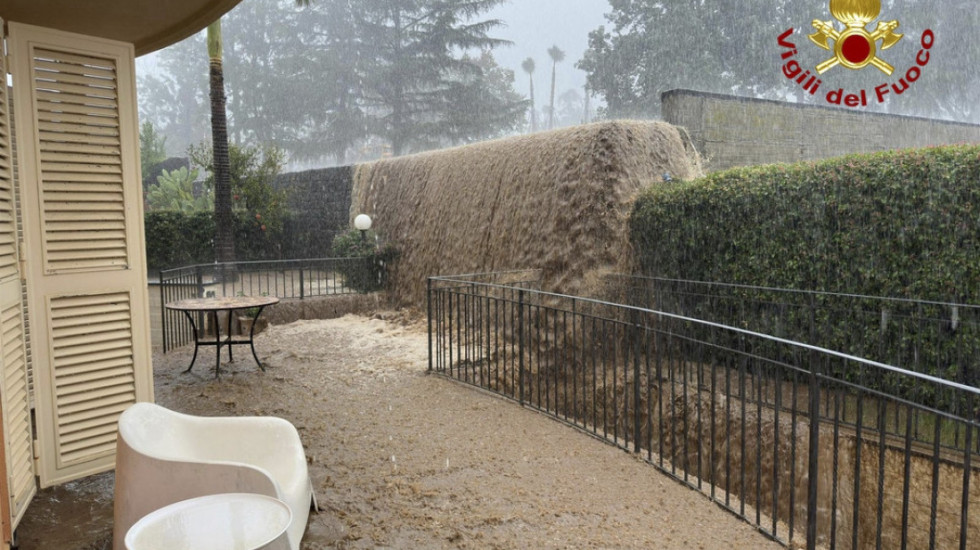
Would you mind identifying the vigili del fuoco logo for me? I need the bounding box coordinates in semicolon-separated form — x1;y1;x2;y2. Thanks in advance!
777;0;935;108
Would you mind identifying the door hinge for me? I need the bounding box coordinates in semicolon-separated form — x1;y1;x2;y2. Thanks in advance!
32;439;40;470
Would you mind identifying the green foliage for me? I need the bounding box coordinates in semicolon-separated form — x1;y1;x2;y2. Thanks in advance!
144;211;215;269
188;141;288;235
145;210;293;270
330;229;397;293
630;145;980;389
632;146;980;300
146;166;208;212
139;120;168;181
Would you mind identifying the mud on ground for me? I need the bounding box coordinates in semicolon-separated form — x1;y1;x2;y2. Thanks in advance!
16;313;779;549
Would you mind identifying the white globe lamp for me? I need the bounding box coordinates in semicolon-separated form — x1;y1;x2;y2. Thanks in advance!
354;214;372;242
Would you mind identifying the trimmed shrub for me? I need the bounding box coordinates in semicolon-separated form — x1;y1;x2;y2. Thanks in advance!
629;145;980;389
145;211;215;269
145;211;287;270
631;145;980;301
330;229;397;293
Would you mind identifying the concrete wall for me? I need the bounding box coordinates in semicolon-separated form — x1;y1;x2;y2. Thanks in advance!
662;89;980;172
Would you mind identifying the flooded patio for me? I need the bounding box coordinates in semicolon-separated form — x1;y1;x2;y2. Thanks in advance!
16;313;780;549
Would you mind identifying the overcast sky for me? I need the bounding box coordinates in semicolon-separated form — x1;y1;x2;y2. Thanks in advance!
489;1;610;103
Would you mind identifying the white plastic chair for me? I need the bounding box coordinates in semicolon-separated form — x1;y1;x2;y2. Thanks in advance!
112;403;313;550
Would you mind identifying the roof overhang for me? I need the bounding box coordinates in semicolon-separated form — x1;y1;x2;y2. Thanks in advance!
0;0;244;56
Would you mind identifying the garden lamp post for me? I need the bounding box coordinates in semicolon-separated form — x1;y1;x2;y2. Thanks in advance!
354;214;372;243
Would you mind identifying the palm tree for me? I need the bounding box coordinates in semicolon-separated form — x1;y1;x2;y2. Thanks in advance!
208;20;234;269
209;0;311;272
583;84;591;124
547;45;565;130
521;57;537;132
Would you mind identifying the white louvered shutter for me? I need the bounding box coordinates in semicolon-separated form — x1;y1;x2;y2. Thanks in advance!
8;23;153;487
0;19;38;535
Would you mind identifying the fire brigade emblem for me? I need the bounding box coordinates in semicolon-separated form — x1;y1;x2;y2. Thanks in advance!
808;0;903;75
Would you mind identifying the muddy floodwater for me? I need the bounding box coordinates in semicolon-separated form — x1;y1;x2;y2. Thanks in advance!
16;313;779;549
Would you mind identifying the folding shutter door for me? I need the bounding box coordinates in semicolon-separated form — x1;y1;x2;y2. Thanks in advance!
0;18;37;536
8;23;153;487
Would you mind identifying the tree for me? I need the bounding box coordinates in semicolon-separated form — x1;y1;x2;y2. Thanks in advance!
546;45;565;130
189;142;288;235
552;88;583;129
521;57;537;132
578;2;821;118
138;0;524;163
139;121;167;182
579;1;980;122
352;0;513;155
442;50;528;145
208;19;235;266
583;84;591;124
138;34;209;156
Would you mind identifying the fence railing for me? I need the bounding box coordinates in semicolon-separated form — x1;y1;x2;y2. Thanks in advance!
427;273;980;550
160;257;374;352
604;275;980;382
600;275;980;456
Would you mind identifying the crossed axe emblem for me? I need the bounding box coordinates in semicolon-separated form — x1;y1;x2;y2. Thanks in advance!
808;0;903;75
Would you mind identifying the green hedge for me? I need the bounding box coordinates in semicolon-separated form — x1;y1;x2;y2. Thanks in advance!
631;145;980;301
145;211;296;270
629;145;980;392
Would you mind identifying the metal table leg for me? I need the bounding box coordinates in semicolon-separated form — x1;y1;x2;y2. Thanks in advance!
249;305;267;371
214;310;221;378
181;311;200;373
226;308;235;363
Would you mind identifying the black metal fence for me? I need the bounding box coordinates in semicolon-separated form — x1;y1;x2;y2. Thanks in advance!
606;275;980;383
428;272;980;550
602;275;980;455
160;257;373;352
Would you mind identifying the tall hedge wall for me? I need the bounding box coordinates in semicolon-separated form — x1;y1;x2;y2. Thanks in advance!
630;145;980;391
145;211;303;271
631;145;980;302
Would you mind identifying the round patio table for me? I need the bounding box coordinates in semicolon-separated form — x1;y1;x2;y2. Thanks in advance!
165;296;280;378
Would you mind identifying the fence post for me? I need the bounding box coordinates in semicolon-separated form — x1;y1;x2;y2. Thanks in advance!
196;267;204;299
299;267;305;300
807;295;820;550
518;288;525;406
632;308;642;453
427;278;433;372
160;276;168;353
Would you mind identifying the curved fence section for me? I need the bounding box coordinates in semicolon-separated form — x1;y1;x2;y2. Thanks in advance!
160;257;377;352
427;273;980;550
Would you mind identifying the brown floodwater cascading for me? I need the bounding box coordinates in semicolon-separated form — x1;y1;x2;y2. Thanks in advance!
351;121;703;307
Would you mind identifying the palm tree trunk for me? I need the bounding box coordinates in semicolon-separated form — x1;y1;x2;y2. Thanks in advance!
549;61;557;130
583;85;591;124
529;78;537;132
208;20;235;269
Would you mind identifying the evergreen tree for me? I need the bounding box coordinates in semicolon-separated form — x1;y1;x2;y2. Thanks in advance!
354;0;512;155
138;0;524;164
443;50;528;145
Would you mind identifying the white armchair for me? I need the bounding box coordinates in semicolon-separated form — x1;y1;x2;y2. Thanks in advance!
112;402;313;550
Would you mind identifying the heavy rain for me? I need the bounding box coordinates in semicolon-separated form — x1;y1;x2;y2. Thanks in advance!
5;0;980;549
